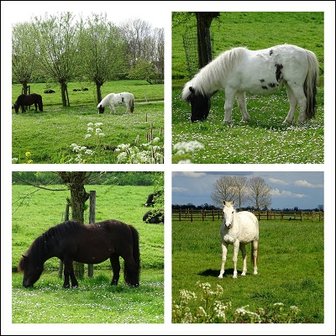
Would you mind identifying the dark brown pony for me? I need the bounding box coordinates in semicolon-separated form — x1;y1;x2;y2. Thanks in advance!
14;93;43;113
18;220;140;288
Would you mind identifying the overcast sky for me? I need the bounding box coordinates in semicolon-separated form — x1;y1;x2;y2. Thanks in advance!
1;1;165;28
172;171;324;209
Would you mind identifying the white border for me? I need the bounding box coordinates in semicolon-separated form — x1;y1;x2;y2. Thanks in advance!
1;1;335;335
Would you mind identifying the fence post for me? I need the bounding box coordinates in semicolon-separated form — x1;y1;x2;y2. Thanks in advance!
179;209;181;221
88;191;96;278
59;203;70;278
190;209;193;222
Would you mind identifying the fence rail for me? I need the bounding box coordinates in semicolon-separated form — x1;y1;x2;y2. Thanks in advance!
172;209;324;222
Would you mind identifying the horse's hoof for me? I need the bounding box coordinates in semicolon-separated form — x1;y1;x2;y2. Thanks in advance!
241;272;246;276
218;275;223;279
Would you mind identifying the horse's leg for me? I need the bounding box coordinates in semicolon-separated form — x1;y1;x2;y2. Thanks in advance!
252;240;258;275
34;103;38;111
218;242;228;278
240;244;247;276
283;85;297;124
232;240;240;278
223;88;236;124
109;103;116;114
236;92;250;122
110;255;120;285
63;258;78;288
287;83;307;124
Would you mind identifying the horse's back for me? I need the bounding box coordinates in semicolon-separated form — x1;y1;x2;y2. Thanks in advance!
237;211;259;242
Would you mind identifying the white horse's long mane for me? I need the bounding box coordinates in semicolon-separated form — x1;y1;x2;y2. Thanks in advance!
182;47;247;99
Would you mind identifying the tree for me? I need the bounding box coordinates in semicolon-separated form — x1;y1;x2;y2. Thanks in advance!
248;177;272;210
78;14;126;103
33;12;79;106
12;23;37;94
120;19;163;81
195;12;220;68
211;176;240;207
57;172;91;277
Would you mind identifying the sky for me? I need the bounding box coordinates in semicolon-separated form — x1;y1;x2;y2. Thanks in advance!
1;1;166;28
172;171;324;209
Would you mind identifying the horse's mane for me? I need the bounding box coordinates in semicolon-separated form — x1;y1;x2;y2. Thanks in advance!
182;47;247;99
20;221;84;267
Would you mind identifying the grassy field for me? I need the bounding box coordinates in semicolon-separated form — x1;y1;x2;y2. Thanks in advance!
172;218;324;323
172;12;324;164
11;80;164;164
12;183;164;323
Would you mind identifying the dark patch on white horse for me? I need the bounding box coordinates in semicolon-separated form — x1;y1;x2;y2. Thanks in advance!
275;63;283;82
259;79;265;83
261;85;268;90
268;83;277;88
269;49;273;56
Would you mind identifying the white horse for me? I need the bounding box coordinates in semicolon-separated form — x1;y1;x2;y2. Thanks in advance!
97;92;135;114
218;201;259;279
182;44;319;124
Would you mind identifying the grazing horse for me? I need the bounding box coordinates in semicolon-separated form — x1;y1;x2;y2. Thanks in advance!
143;210;164;224
218;201;259;279
97;92;135;114
144;191;163;207
182;44;319;124
18;220;140;288
14;93;43;113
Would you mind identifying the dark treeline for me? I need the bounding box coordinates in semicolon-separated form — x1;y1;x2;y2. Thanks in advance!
172;204;323;212
12;172;161;186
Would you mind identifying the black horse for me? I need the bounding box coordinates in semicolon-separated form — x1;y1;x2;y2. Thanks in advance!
143;210;164;224
14;93;43;113
144;190;163;207
18;220;140;288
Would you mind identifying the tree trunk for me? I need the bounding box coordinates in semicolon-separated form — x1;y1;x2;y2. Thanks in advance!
60;81;70;107
58;172;90;278
95;81;103;104
195;12;220;68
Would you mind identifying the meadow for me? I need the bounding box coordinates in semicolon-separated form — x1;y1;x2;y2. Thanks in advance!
172;218;324;323
12;183;164;323
11;80;164;164
172;12;324;164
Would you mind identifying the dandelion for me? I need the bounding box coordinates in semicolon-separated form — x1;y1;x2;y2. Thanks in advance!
85;134;92;139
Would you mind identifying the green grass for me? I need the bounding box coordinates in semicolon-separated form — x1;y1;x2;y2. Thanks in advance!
12;80;164;164
172;219;324;323
12;183;164;323
172;12;324;164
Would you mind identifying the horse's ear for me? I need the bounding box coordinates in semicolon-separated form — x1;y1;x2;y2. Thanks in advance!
223;200;226;206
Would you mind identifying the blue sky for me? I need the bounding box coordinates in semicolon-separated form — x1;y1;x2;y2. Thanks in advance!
172;171;324;209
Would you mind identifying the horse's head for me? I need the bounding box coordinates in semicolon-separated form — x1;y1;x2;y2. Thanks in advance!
182;84;210;122
223;200;236;229
18;254;44;288
97;104;105;114
13;103;19;113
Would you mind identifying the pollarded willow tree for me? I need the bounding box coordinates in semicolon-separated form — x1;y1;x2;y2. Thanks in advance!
78;14;127;104
12;23;37;95
33;12;79;106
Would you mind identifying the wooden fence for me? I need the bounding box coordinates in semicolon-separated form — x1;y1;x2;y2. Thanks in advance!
172;209;324;222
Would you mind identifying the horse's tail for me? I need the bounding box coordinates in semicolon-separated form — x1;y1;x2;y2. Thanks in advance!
124;225;140;286
38;96;43;112
304;49;319;119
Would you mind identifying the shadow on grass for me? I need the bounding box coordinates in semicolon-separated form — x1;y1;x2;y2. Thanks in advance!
198;268;235;277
